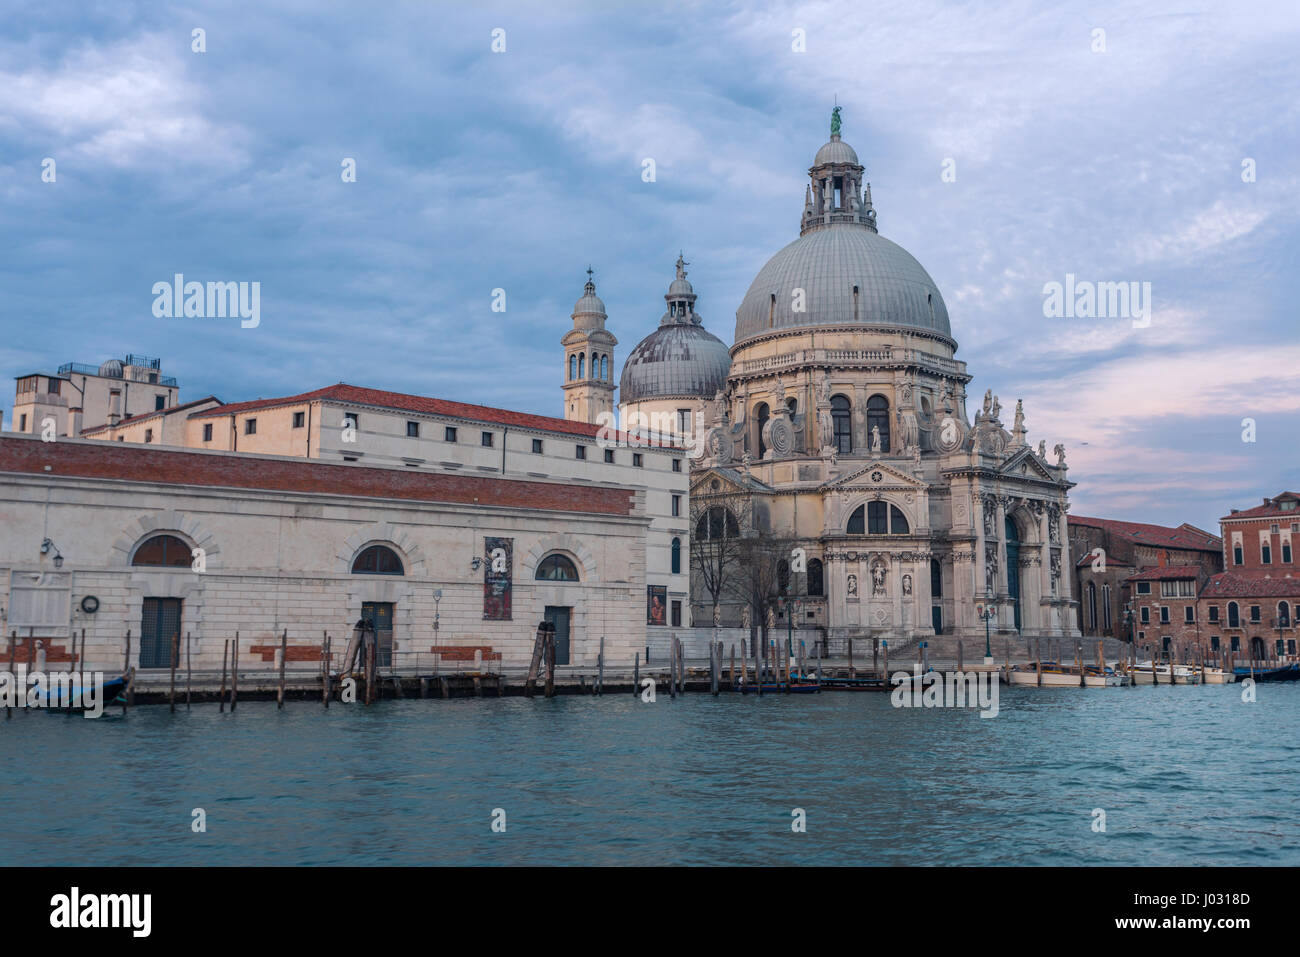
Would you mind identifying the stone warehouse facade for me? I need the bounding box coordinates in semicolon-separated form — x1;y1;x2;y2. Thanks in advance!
0;435;650;672
81;381;692;630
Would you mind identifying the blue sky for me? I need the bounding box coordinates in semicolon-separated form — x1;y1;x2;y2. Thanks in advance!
2;0;1298;534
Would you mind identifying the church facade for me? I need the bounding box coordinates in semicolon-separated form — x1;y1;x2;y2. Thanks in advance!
618;111;1082;650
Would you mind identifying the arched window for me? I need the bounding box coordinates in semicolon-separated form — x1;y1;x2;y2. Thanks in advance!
591;353;598;378
831;395;852;453
1103;584;1112;631
807;558;824;597
785;396;797;416
866;394;891;452
696;507;740;540
777;559;790;595
569;355;576;380
847;503;908;534
1280;602;1291;627
132;534;192;567
536;553;579;581
578;353;585;378
1088;582;1098;631
755;402;769;458
930;558;942;598
600;355;608;379
352;544;404;575
671;537;681;574
890;505;909;534
1228;602;1240;628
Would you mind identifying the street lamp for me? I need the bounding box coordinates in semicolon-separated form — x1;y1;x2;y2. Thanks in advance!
40;538;63;569
976;593;996;660
779;596;802;657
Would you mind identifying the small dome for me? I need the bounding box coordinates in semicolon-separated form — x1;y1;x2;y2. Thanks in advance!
814;135;859;167
620;256;731;403
620;323;731;404
98;359;124;378
573;281;605;317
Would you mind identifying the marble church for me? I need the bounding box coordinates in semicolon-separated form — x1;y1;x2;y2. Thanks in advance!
581;109;1081;649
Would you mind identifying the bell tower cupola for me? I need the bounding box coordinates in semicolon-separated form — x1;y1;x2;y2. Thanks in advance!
561;268;618;423
801;106;876;236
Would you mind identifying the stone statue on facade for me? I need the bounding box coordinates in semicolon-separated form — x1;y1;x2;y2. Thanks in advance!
1038;439;1047;459
871;425;882;453
902;573;913;597
870;559;888;596
1053;443;1067;468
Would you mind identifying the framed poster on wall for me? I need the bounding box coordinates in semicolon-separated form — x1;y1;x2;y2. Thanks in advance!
483;537;513;620
646;584;667;626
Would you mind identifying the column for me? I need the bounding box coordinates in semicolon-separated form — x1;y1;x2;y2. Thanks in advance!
995;495;1009;597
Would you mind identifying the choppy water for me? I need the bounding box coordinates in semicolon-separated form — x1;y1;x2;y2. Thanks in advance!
2;683;1296;866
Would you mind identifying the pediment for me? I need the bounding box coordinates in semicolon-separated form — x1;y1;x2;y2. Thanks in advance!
690;466;774;497
998;446;1058;482
822;459;926;492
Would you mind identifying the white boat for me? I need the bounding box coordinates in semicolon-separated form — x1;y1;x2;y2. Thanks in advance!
1005;664;1127;687
1202;668;1235;684
1130;661;1202;685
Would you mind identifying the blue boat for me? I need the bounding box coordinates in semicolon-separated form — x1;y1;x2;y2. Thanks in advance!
30;673;129;709
1233;663;1300;682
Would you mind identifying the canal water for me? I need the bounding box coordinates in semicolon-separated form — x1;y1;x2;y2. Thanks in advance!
2;684;1297;866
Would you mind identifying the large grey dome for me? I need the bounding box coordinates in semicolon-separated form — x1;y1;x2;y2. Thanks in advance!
734;225;952;345
620;255;732;403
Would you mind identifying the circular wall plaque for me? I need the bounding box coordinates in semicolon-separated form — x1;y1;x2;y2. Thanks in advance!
80;595;100;614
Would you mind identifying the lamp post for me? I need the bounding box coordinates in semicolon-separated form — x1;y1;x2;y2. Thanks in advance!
40;538;64;569
977;593;996;660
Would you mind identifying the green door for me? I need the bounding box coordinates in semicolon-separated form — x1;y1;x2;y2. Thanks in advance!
140;597;182;669
1004;516;1022;631
361;601;394;667
544;606;571;666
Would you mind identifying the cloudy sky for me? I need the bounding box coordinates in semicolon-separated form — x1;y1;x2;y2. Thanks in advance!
2;0;1297;533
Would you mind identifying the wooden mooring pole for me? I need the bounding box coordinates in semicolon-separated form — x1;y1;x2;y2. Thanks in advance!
323;633;331;708
543;626;556;698
186;631;192;710
277;628;287;709
597;636;605;696
169;632;178;714
231;632;240;711
6;631;13;720
633;651;640;696
219;639;229;712
123;630;133;712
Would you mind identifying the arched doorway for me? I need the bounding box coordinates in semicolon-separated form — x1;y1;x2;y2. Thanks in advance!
1005;516;1021;631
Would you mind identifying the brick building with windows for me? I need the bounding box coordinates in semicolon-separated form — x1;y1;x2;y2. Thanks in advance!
1124;492;1300;662
1069;515;1222;642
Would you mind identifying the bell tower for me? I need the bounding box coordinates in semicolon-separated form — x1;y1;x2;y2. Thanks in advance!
561;269;617;423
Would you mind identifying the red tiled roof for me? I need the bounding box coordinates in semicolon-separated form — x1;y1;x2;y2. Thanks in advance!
1068;515;1221;551
1201;570;1300;599
80;395;221;435
0;436;637;517
1075;554;1133;568
1222;492;1300;521
1124;566;1205;582
186;382;683;449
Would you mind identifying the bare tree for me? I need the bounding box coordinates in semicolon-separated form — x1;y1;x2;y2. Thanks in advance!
689;496;747;625
731;530;801;659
